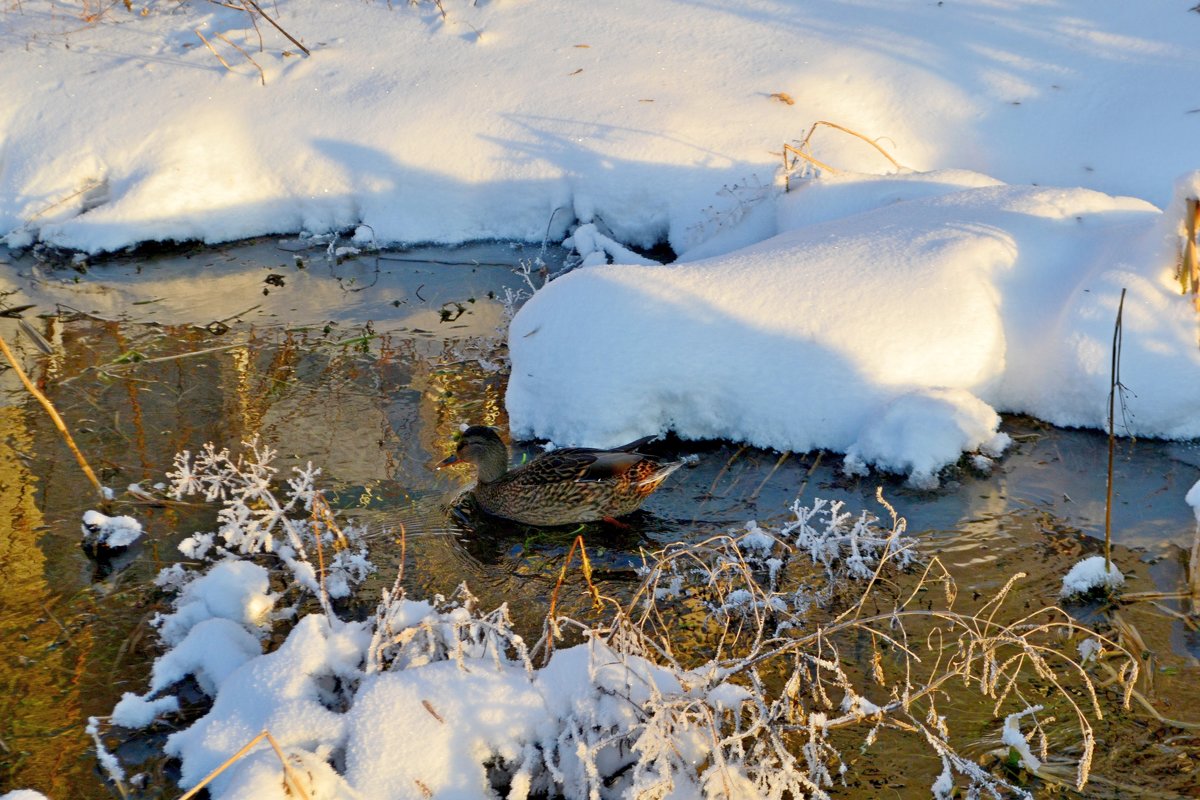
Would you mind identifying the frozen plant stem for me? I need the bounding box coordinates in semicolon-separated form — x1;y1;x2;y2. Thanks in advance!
1105;288;1127;573
1182;197;1199;309
177;729;311;800
0;332;106;504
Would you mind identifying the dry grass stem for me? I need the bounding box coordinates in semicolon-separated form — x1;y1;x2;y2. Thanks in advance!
749;449;790;500
1181;196;1198;308
781;143;839;188
0;331;106;502
706;444;749;496
217;32;265;85
539;534;603;662
239;0;264;51
242;0;310;55
801;120;903;170
25;178;105;224
1149;601;1200;630
1105;287;1127;572
177;729;312;800
1189;518;1200;609
421;699;444;723
194;28;234;72
1118;590;1192;602
782;120;905;190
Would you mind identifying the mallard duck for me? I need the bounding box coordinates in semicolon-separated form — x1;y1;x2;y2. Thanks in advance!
438;426;682;526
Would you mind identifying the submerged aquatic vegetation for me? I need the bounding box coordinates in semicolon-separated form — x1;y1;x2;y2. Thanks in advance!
90;446;1140;799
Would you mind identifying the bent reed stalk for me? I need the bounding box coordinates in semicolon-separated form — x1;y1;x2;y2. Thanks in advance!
1105;288;1127;574
0;330;107;503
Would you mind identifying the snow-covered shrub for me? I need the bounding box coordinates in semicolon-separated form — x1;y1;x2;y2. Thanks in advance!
99;460;1137;800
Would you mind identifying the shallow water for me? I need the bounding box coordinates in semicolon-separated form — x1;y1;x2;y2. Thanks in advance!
0;239;1197;798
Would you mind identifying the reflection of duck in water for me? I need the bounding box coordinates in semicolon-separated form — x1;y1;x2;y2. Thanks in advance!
438;426;684;526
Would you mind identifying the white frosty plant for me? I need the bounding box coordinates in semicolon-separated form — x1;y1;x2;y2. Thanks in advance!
166;438;374;608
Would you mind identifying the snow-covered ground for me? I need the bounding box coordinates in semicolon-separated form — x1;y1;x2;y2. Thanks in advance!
2;0;1199;479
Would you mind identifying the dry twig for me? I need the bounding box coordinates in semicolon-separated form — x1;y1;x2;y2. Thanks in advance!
0;331;106;502
177;729;312;800
217;32;265;85
194;28;235;73
1105;288;1127;572
782;120;904;190
242;0;310;55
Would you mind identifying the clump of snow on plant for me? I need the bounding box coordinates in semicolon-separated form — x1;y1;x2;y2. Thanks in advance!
1060;555;1126;599
111;559;277;728
1001;707;1045;772
80;510;143;549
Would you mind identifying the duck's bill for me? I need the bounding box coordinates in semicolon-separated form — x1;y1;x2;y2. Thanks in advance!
437;454;460;469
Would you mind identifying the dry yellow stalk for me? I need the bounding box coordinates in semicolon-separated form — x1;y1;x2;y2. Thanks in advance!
194;28;235;73
782;120;905;190
800;120;902;170
217;32;266;86
0;331;106;502
1190;519;1200;609
177;729;312;800
1184;197;1199;310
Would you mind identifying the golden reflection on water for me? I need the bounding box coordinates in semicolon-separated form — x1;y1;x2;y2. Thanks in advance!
0;404;72;796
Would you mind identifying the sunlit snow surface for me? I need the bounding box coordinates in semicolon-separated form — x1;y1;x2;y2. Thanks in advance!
3;0;1200;478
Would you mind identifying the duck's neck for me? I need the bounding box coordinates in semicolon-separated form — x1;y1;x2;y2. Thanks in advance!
475;449;510;484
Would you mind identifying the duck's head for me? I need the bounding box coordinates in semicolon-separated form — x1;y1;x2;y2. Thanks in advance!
438;425;509;482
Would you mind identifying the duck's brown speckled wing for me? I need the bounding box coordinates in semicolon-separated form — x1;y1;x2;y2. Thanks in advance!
507;448;651;486
472;434;678;525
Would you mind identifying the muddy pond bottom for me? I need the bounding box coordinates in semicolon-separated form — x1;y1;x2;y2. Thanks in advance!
0;239;1198;798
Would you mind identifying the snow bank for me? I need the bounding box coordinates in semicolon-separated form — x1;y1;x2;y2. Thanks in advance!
843;388;1010;490
2;1;1199;254
3;2;1198;482
509;172;1197;484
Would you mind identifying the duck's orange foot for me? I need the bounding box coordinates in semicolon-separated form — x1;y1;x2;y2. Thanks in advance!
601;515;633;531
